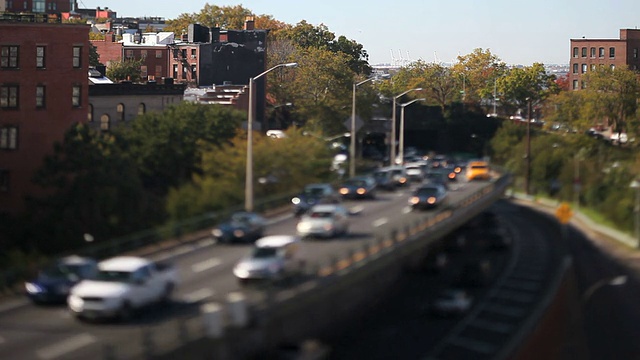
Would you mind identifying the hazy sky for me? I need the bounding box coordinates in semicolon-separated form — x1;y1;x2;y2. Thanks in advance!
79;0;640;66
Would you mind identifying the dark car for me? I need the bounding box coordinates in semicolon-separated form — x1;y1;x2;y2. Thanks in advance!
423;169;451;189
24;255;98;304
211;211;267;243
372;168;396;190
338;175;377;199
409;183;449;210
292;183;341;216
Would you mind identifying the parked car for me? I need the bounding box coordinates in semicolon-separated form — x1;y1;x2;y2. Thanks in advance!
296;204;350;238
233;235;305;284
466;160;491;181
68;256;178;321
24;255;98;304
430;289;473;316
338;175;377;199
291;183;341;216
409;183;449;210
211;211;266;243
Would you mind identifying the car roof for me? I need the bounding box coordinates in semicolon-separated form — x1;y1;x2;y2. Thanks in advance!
309;204;344;213
255;235;300;248
58;255;96;266
98;256;152;272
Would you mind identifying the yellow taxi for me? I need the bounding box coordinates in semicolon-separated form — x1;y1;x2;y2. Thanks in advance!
466;161;491;181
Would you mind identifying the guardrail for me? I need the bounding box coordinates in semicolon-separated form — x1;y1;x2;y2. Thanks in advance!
86;174;513;360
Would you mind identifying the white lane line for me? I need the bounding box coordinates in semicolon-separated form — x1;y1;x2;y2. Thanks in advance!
36;333;96;360
402;206;412;214
183;288;215;303
349;205;364;215
372;218;388;227
191;258;222;273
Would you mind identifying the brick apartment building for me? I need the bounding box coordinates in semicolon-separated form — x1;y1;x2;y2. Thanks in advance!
0;20;89;216
569;29;640;90
4;0;77;14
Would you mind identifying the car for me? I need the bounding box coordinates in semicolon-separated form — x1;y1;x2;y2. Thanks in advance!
291;183;341;216
338;175;377;199
372;168;396;190
68;256;178;321
430;289;473;316
24;255;98;304
296;204;350;238
423;168;451;189
429;155;449;168
409;183;449;210
211;211;266;243
466;161;491;181
232;235;305;284
404;161;426;182
388;166;409;187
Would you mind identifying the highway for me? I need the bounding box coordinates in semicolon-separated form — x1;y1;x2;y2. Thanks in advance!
0;179;490;360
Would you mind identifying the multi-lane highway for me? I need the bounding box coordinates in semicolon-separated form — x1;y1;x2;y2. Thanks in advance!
0;179;491;360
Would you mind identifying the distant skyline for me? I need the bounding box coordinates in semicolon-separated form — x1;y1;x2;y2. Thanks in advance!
79;0;640;66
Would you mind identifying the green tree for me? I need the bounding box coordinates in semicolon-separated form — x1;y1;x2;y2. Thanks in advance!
453;48;507;103
498;62;559;114
122;102;243;196
26;124;152;253
89;43;103;67
106;58;144;82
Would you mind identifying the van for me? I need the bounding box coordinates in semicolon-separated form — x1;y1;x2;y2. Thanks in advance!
233;235;305;284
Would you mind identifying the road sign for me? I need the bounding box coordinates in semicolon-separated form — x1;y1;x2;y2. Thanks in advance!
344;115;364;132
556;202;573;224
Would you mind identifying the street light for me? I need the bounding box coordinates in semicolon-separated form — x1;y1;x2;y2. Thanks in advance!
246;62;297;212
524;97;532;195
391;88;422;166
350;77;378;178
398;98;425;165
630;179;640;248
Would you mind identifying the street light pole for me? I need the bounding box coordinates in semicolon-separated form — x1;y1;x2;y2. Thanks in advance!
582;275;627;304
398;98;425;165
630;179;640;248
245;62;297;212
350;77;378;178
390;88;422;166
525;98;532;195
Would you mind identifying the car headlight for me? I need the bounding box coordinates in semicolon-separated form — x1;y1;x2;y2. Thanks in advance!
409;197;420;205
211;229;223;237
427;196;437;204
233;267;250;278
339;188;349;195
25;282;44;294
67;294;84;310
233;229;245;238
292;197;301;205
297;222;311;231
357;188;366;195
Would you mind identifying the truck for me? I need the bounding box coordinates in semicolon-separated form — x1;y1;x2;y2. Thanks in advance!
67;256;178;321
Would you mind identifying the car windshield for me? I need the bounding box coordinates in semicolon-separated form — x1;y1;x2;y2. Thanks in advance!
302;187;326;197
344;180;366;187
416;187;439;197
40;263;85;278
95;270;132;282
308;211;333;219
230;213;250;222
251;247;278;258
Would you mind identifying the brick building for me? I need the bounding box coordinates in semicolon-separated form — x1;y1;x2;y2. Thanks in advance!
4;0;77;14
569;29;640;90
0;20;89;216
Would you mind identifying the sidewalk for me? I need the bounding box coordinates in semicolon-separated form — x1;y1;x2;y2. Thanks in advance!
509;192;640;279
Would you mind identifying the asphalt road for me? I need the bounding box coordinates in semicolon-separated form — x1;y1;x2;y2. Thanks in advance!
0;179;489;360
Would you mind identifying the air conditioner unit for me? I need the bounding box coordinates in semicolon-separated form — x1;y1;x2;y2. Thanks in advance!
191;55;196;59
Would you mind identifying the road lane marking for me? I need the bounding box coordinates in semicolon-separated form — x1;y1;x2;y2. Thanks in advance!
372;218;388;227
349;205;364;215
402;206;412;214
191;258;222;273
183;288;215;303
36;333;96;360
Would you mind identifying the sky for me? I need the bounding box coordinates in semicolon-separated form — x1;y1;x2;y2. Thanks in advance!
79;0;640;66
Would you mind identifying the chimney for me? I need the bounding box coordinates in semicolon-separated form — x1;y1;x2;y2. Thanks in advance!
244;16;255;31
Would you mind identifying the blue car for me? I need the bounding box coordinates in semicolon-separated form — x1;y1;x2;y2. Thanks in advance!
24;255;98;304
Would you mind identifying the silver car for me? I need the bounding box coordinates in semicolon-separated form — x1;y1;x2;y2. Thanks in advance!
296;204;350;238
233;236;305;284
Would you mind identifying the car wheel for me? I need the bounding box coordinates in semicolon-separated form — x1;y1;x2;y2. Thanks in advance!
161;283;174;303
118;301;134;322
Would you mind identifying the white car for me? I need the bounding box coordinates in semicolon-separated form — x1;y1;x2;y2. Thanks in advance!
296;204;350;238
233;235;305;284
67;256;178;321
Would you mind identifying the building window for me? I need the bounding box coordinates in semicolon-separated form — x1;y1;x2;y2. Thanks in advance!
581;81;586;89
572;63;578;74
610;64;616;70
0;169;9;192
155;65;162;77
609;47;615;58
100;114;110;131
35;85;45;108
572;80;578;90
573;47;579;58
72;85;81;107
591;64;596;71
0;126;18;150
634;48;638;59
599;47;605;58
141;50;147;59
191;64;196;79
33;0;44;12
125;50;134;60
1;46;19;68
72;46;82;68
581;47;587;57
0;85;18;108
581;64;587;73
88;104;93;122
590;47;596;58
155;50;162;59
117;103;125;121
190;48;196;59
138;103;146;115
172;64;178;78
182;64;187;79
141;65;147;79
36;46;45;68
